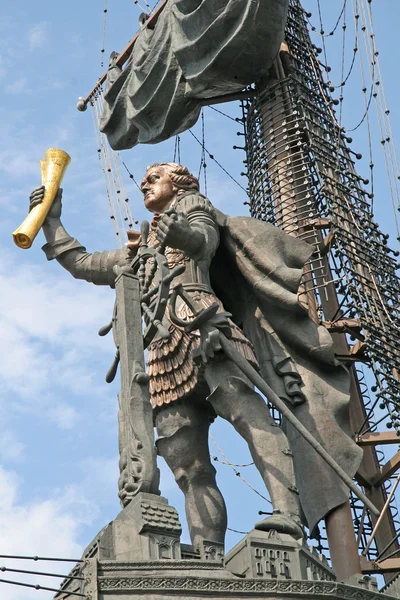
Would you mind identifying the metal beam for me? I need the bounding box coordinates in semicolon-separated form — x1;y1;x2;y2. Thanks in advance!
303;217;332;230
361;556;400;574
371;451;400;487
200;90;256;107
319;230;336;256
323;318;362;337
356;432;400;447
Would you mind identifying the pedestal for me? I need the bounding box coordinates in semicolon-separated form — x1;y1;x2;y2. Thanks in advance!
54;501;389;600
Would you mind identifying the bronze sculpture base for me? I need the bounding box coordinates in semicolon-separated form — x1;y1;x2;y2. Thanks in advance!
54;503;386;600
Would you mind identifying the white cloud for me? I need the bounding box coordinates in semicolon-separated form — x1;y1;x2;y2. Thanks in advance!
0;320;48;398
0;466;92;600
0;431;25;462
0;257;112;346
47;403;80;430
51;80;66;91
0;149;38;179
78;456;119;497
0;56;6;80
0;251;115;428
28;23;48;51
5;78;28;95
0;456;121;600
0;467;19;511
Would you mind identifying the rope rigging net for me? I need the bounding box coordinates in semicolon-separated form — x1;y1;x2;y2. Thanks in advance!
241;0;400;566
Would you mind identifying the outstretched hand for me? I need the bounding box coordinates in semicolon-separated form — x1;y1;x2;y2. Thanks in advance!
156;210;193;249
29;186;63;219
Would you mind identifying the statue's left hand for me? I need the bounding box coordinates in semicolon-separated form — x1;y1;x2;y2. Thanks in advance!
29;186;63;219
125;229;141;255
157;210;193;249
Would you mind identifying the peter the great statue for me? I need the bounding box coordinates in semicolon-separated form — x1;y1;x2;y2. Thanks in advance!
29;162;362;553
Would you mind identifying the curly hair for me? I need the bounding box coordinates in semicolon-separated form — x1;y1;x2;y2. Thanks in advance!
146;162;199;194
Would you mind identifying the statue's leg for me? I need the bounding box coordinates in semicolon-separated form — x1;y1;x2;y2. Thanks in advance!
205;358;303;538
155;399;227;549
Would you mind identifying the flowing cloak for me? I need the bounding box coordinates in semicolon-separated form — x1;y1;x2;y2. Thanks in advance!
211;211;363;534
99;0;288;149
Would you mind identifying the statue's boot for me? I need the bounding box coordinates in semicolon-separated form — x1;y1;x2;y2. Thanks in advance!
255;511;304;540
206;374;304;540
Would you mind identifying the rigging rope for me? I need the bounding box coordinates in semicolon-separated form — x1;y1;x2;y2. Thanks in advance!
338;0;347;125
309;0;400;237
0;579;85;596
309;0;399;230
212;457;254;468
89;2;142;245
227;527;250;535
316;0;329;69
134;0;151;13
0;555;86;597
0;566;84;580
173;135;181;164
120;158;142;193
358;0;400;236
208;105;241;124
354;0;375;210
90;92;140;245
91;96;121;243
209;433;272;505
306;0;347;39
99;0;108;74
0;555;83;563
197;109;208;195
150;0;163;11
188;130;248;194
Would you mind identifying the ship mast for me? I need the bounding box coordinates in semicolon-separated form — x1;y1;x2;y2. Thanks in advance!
242;0;400;582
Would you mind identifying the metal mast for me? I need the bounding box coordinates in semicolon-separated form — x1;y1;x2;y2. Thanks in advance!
242;0;400;581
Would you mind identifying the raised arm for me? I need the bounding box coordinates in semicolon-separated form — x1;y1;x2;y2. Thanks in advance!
30;186;137;287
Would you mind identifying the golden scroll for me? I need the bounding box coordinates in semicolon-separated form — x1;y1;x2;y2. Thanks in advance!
13;148;71;249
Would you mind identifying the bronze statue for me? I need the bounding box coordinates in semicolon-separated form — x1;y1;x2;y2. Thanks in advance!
29;162;363;551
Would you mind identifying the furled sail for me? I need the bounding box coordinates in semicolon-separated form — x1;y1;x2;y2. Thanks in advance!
99;0;288;150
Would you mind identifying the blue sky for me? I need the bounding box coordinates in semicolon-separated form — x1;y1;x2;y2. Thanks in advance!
1;1;400;598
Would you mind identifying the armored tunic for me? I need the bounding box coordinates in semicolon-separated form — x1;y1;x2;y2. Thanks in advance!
145;193;258;409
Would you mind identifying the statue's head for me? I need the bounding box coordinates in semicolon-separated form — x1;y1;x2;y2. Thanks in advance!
141;162;199;213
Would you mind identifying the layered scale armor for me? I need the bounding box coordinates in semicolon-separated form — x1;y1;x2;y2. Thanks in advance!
145;192;258;409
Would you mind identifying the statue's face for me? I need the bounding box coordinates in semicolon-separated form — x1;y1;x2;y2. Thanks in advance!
141;166;175;213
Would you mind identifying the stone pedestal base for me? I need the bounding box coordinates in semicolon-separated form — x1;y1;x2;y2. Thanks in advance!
82;564;387;600
225;529;334;581
85;492;182;563
54;500;386;600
